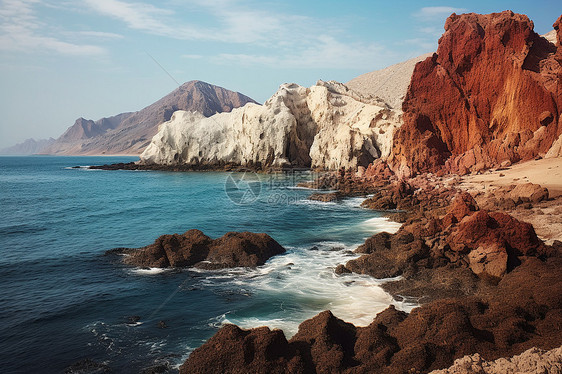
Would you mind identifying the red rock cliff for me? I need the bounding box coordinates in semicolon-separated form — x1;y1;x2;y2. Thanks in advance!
390;11;562;176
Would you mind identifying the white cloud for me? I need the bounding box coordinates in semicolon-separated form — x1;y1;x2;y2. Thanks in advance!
82;0;212;40
78;31;124;39
415;6;468;20
83;0;393;70
213;35;389;71
0;0;106;55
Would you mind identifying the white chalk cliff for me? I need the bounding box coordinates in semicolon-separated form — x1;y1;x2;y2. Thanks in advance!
140;80;402;170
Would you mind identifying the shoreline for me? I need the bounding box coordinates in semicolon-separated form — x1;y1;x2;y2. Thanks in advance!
63;157;561;373
175;159;562;373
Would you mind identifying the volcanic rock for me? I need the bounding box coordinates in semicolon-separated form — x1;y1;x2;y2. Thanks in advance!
180;256;562;373
111;229;285;269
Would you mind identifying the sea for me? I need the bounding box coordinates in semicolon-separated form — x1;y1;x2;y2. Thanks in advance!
0;156;414;373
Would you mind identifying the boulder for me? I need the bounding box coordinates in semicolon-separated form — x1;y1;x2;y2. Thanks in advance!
180;325;298;374
467;244;508;279
448;211;548;258
112;229;285;269
509;183;549;204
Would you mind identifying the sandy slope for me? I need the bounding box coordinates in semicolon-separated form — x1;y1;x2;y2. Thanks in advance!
459;158;562;197
346;53;433;109
457;158;562;244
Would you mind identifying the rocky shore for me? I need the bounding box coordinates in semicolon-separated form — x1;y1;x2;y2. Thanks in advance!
92;10;562;373
178;164;562;373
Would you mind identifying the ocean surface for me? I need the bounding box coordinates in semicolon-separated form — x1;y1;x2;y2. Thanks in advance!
0;156;413;373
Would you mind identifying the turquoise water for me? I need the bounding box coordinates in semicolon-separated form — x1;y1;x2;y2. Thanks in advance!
0;156;407;373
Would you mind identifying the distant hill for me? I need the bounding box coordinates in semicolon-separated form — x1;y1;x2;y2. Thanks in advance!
41;81;258;155
346;54;432;109
0;138;55;155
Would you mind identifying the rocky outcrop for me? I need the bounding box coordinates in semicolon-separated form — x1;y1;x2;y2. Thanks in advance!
181;253;562;373
110;229;285;269
139;81;402;170
430;346;562;374
179;175;562;373
0;137;55;155
42;81;257;155
342;190;554;292
390;11;562;177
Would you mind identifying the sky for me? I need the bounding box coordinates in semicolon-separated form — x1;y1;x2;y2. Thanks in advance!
0;0;560;149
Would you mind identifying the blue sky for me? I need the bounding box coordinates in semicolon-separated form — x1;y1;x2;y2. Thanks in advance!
0;0;560;148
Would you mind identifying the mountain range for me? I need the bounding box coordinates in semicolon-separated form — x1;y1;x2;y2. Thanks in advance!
0;138;55;155
0;81;257;156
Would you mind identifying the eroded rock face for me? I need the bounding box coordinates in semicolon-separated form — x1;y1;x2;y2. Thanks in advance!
140;81;403;170
390;11;562;177
111;229;285;269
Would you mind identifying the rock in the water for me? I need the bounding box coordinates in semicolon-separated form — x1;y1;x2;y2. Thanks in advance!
180;325;298;374
112;229;285;269
140;81;402;170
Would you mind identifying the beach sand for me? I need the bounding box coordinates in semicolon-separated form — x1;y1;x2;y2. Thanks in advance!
457;158;562;244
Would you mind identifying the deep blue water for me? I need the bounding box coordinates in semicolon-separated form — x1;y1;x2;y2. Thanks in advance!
0;156;409;373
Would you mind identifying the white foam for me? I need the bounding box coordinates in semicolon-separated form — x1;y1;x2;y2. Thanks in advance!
285;186;319;190
130;267;171;275
362;217;402;234
202;237;415;337
340;196;367;208
294;199;337;207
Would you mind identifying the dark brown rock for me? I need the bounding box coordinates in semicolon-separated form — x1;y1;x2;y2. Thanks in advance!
180;325;297;374
112;229;285;269
64;358;111;374
290;311;358;373
180;257;562;373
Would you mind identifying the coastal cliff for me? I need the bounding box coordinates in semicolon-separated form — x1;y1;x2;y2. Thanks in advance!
390;11;562;177
139;81;402;170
